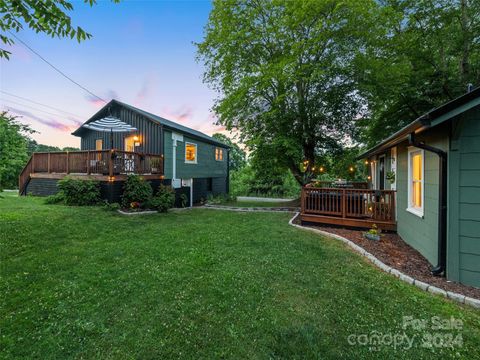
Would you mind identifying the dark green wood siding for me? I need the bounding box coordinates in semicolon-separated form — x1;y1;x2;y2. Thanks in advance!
393;125;449;265
163;130;228;180
448;106;480;287
79;104;163;154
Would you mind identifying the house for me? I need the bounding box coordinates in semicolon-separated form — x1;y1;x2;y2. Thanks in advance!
300;86;480;288
358;86;480;288
20;100;230;205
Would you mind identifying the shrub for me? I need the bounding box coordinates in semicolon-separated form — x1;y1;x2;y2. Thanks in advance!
149;184;175;212
102;201;120;211
57;177;100;206
206;193;236;205
44;192;65;204
121;175;153;208
179;193;188;208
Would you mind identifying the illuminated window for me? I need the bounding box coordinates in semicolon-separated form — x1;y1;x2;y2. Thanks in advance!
185;142;197;163
95;139;103;160
407;148;424;217
215;147;223;161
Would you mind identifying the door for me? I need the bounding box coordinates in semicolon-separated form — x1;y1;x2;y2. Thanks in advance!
379;155;385;190
124;136;135;152
124;136;135;172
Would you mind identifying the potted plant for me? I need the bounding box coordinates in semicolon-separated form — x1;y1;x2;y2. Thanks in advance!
386;170;395;184
364;224;381;241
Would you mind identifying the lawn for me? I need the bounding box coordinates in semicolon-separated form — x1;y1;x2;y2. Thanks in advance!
1;193;480;359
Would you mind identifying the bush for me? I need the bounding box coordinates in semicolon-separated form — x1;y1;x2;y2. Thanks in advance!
179;193;188;208
206;193;236;205
57;177;100;206
44;192;65;204
102;201;120;211
121;175;153;208
149;184;175;212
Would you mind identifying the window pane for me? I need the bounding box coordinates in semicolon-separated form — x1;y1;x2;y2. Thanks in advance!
412;153;422;181
412;181;422;207
215;148;223;161
186;144;196;162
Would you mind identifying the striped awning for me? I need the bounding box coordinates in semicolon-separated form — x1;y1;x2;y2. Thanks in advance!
82;116;137;133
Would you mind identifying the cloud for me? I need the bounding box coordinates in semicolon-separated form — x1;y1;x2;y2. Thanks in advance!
5;107;80;132
85;90;119;108
161;105;194;123
134;74;158;106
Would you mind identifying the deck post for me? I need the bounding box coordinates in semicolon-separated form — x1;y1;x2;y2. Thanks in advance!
109;150;114;177
66;152;70;174
341;189;346;218
32;153;35;173
301;186;305;214
47;153;51;173
87;151;90;175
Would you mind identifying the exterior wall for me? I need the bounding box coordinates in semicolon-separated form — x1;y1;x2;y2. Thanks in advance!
448;106;480;288
26;178;59;196
79;104;163;154
163;130;228;180
394;124;449;265
192;177;228;203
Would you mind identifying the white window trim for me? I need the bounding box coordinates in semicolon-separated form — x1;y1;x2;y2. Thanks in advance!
185;142;198;164
407;147;424;218
215;147;224;161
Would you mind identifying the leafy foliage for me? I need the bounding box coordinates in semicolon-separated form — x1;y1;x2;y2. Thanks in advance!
0;0;120;59
26;139;79;155
356;0;480;146
149;184;175;212
44;192;65;205
57;177;100;206
230;165;300;198
212;133;246;171
0;111;35;190
121;175;153;208
197;1;375;184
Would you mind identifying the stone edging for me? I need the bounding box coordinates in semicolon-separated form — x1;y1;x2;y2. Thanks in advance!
288;212;480;309
203;204;298;212
117;209;158;216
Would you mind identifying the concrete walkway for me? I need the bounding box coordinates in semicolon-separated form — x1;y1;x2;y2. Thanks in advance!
236;196;295;202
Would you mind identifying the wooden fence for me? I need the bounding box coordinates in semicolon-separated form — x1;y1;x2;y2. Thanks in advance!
19;150;164;194
301;186;396;228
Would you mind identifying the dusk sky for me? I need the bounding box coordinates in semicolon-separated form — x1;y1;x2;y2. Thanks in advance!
0;0;228;148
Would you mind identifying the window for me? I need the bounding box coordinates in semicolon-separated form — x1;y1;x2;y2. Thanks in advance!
407;148;424;217
95;139;103;160
215;147;223;161
185;142;197;163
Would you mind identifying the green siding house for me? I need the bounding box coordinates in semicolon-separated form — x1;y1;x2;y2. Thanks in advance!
21;100;230;205
358;87;480;288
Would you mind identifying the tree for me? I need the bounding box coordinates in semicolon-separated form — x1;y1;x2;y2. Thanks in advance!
357;0;480;147
212;133;246;171
197;0;377;184
0;0;119;59
0;112;35;190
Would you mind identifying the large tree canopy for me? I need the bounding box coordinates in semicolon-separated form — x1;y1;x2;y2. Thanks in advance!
0;0;119;59
0;112;34;190
197;0;377;184
357;0;480;147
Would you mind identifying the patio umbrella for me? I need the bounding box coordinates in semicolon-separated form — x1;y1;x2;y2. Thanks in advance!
82;116;137;149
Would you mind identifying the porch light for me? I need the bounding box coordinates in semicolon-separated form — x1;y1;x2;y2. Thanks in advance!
133;135;141;147
319;167;324;172
133;135;139;141
364;160;369;165
367;175;372;180
108;176;115;182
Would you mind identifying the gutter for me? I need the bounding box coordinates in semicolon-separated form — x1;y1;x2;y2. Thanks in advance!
408;133;447;276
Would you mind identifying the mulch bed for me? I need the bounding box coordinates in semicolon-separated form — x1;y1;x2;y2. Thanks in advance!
295;217;480;300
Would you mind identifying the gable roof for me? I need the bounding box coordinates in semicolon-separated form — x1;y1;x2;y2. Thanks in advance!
357;86;480;159
72;99;229;148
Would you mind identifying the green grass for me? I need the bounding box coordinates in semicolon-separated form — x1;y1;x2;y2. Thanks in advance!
1;193;480;359
217;199;299;208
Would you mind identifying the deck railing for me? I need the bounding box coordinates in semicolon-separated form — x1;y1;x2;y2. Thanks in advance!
301;186;396;223
19;150;164;194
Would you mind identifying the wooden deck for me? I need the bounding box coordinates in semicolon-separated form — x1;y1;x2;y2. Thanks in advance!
300;186;397;231
19;150;164;195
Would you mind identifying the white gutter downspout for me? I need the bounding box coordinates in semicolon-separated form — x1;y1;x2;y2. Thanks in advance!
171;132;183;188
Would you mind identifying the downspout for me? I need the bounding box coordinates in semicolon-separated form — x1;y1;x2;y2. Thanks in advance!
408;133;448;276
